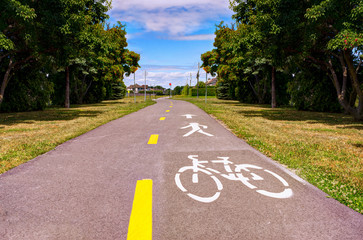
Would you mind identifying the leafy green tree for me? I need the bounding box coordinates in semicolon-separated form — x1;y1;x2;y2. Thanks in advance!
201;23;240;100
0;0;112;109
0;62;53;112
288;64;342;112
303;0;363;120
154;85;164;90
206;0;362;119
1;0;37;105
196;81;206;88
181;85;189;95
49;0;110;108
230;0;305;108
173;86;183;95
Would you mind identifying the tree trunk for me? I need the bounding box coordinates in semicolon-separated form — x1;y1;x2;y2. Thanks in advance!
344;51;362;119
81;79;93;104
271;66;277;108
262;77;268;102
0;58;16;106
349;90;357;108
65;66;70;108
325;57;359;118
249;78;262;104
308;52;362;120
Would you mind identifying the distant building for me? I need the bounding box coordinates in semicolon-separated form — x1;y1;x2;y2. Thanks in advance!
127;84;150;93
206;78;217;86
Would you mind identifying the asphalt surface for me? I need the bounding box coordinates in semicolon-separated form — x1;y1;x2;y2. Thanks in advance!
0;98;362;239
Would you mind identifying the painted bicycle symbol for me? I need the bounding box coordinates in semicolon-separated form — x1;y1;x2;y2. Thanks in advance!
175;155;293;203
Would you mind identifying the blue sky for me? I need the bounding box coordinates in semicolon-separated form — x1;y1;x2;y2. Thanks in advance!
107;0;234;88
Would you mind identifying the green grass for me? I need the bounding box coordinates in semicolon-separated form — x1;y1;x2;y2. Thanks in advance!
174;96;363;214
0;97;155;174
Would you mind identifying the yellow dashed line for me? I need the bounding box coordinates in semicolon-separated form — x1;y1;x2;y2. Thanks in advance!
166;110;170;112
169;106;173;108
159;117;166;121
127;179;153;240
147;134;159;144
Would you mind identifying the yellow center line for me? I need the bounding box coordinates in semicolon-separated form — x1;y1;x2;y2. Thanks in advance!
147;134;159;144
169;106;173;108
127;179;153;240
166;110;170;112
159;117;166;121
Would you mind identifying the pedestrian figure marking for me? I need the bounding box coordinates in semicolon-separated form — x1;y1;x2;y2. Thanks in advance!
180;122;213;137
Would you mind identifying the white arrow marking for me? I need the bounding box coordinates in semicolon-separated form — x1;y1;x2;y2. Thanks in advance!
181;114;196;119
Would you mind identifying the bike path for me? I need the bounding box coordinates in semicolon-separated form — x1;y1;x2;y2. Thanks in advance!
153;99;362;239
0;98;362;239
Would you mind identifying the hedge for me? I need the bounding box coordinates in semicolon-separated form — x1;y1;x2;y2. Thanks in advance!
189;87;216;96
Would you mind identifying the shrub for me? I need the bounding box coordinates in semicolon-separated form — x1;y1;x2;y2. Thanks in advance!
189;87;216;96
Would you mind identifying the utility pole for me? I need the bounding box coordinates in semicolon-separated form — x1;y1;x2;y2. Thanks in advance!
190;72;192;86
144;70;147;101
205;69;208;104
196;63;200;98
133;72;136;103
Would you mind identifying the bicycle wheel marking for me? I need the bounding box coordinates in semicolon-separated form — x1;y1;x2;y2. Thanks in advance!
175;173;187;192
175;166;223;203
256;188;293;199
187;192;221;203
264;169;289;186
174;154;293;203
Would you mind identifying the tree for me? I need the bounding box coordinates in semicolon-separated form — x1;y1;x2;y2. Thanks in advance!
196;81;206;88
201;23;240;100
48;0;110;108
230;0;305;108
0;0;112;108
303;0;363;120
173;86;183;95
1;0;37;105
231;0;363;119
181;85;189;95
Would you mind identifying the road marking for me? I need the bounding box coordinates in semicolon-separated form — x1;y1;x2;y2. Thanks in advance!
170;101;173;105
166;110;170;112
181;114;196;119
169;106;173;108
148;134;159;144
159;117;166;121
180;123;213;137
127;179;153;240
175;155;293;203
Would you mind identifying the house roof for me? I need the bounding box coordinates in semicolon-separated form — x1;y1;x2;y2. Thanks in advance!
128;84;142;88
206;78;217;86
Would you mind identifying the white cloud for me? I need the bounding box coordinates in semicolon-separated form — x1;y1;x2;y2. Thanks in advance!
110;0;229;12
171;34;215;41
109;0;233;38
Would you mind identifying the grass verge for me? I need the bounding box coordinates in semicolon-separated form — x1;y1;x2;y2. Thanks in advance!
174;96;363;214
0;97;155;174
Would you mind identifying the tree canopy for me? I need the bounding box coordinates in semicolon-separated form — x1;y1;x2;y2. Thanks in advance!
1;0;140;111
201;0;362;119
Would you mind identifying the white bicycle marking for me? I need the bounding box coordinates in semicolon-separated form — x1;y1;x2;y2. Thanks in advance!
175;155;293;203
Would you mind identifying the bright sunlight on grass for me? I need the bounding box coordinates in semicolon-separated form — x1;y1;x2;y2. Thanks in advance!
0;97;155;174
174;96;363;214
